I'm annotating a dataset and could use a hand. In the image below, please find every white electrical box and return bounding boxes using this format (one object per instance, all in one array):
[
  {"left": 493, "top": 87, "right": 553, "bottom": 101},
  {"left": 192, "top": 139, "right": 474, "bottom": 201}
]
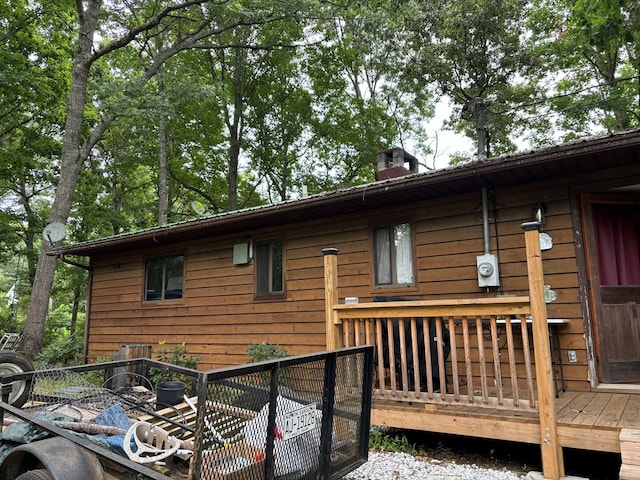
[
  {"left": 233, "top": 240, "right": 252, "bottom": 265},
  {"left": 476, "top": 253, "right": 500, "bottom": 288}
]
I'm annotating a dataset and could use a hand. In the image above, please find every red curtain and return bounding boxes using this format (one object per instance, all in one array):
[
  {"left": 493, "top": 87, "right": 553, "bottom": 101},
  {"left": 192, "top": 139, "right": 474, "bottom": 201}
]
[{"left": 592, "top": 203, "right": 640, "bottom": 286}]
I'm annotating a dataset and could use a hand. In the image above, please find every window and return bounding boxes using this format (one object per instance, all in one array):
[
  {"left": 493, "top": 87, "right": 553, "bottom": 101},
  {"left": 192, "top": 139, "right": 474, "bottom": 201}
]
[
  {"left": 373, "top": 222, "right": 414, "bottom": 286},
  {"left": 255, "top": 239, "right": 284, "bottom": 295},
  {"left": 145, "top": 255, "right": 184, "bottom": 301}
]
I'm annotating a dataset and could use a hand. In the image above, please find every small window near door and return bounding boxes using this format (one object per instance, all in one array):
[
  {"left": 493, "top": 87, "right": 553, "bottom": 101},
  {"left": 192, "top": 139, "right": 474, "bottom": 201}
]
[
  {"left": 256, "top": 239, "right": 284, "bottom": 296},
  {"left": 373, "top": 222, "right": 414, "bottom": 287},
  {"left": 145, "top": 255, "right": 184, "bottom": 301}
]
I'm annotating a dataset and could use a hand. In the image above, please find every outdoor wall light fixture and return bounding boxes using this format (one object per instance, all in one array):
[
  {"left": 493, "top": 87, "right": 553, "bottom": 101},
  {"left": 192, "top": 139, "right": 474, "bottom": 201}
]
[{"left": 533, "top": 202, "right": 547, "bottom": 224}]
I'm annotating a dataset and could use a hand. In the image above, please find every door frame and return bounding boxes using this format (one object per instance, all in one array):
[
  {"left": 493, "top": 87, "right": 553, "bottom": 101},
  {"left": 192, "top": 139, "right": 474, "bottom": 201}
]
[{"left": 576, "top": 190, "right": 640, "bottom": 385}]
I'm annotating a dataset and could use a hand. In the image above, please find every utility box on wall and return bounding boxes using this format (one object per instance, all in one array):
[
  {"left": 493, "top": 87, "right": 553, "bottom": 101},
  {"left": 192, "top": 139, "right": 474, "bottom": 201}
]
[
  {"left": 233, "top": 239, "right": 252, "bottom": 265},
  {"left": 476, "top": 253, "right": 500, "bottom": 288}
]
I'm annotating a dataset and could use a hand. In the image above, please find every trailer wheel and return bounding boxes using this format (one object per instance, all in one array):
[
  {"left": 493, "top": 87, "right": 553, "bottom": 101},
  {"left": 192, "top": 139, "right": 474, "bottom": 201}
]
[
  {"left": 0, "top": 350, "right": 33, "bottom": 407},
  {"left": 16, "top": 470, "right": 51, "bottom": 480},
  {"left": 0, "top": 437, "right": 105, "bottom": 480}
]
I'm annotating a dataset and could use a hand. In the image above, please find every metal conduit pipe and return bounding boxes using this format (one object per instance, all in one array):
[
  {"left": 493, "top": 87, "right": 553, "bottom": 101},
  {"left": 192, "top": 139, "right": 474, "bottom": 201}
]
[{"left": 482, "top": 187, "right": 490, "bottom": 255}]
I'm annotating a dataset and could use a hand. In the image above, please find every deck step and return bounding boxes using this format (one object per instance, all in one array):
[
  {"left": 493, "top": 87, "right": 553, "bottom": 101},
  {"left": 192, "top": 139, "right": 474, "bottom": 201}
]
[{"left": 620, "top": 429, "right": 640, "bottom": 480}]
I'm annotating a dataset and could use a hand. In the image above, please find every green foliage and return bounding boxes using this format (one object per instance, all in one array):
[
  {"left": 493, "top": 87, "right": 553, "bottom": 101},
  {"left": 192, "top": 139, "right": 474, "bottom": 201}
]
[
  {"left": 405, "top": 0, "right": 541, "bottom": 156},
  {"left": 247, "top": 342, "right": 289, "bottom": 386},
  {"left": 149, "top": 341, "right": 200, "bottom": 388},
  {"left": 369, "top": 429, "right": 418, "bottom": 455},
  {"left": 6, "top": 0, "right": 640, "bottom": 357},
  {"left": 247, "top": 342, "right": 288, "bottom": 363},
  {"left": 35, "top": 334, "right": 83, "bottom": 367}
]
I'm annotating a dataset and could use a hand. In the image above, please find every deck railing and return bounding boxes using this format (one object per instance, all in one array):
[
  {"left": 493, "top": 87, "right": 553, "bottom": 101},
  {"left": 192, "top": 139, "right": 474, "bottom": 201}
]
[
  {"left": 330, "top": 298, "right": 537, "bottom": 411},
  {"left": 323, "top": 222, "right": 565, "bottom": 479}
]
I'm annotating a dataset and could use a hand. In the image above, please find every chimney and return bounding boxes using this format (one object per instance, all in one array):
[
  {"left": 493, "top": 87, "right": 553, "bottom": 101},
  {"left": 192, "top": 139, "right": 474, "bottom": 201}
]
[{"left": 376, "top": 147, "right": 419, "bottom": 180}]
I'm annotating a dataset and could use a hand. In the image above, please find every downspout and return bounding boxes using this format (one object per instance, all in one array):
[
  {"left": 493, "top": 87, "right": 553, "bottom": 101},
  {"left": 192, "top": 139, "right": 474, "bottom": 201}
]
[{"left": 82, "top": 265, "right": 93, "bottom": 363}]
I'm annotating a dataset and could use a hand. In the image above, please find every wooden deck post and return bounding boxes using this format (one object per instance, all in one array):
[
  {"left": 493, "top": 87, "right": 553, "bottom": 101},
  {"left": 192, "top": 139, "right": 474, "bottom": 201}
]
[
  {"left": 323, "top": 248, "right": 342, "bottom": 350},
  {"left": 522, "top": 221, "right": 565, "bottom": 480}
]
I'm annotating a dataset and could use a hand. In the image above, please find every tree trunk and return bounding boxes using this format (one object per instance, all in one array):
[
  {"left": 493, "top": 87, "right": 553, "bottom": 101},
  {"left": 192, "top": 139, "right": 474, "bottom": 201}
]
[
  {"left": 227, "top": 48, "right": 246, "bottom": 212},
  {"left": 21, "top": 1, "right": 102, "bottom": 356}
]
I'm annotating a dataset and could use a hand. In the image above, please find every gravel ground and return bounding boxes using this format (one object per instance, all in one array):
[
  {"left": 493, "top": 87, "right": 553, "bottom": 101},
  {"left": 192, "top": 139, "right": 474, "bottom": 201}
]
[{"left": 342, "top": 451, "right": 527, "bottom": 480}]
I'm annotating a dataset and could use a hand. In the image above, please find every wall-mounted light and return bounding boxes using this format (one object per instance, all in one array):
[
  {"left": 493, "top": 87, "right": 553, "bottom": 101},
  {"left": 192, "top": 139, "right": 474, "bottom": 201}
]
[{"left": 533, "top": 202, "right": 547, "bottom": 224}]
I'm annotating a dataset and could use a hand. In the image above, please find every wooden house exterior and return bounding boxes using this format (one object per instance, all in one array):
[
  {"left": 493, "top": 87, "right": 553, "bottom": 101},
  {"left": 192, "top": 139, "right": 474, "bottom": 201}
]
[{"left": 58, "top": 129, "right": 640, "bottom": 478}]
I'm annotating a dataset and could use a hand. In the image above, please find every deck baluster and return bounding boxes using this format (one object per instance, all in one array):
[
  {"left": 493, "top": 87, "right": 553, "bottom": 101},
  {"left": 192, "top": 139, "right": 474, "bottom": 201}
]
[
  {"left": 490, "top": 315, "right": 504, "bottom": 406},
  {"left": 505, "top": 318, "right": 520, "bottom": 407},
  {"left": 476, "top": 315, "right": 489, "bottom": 405},
  {"left": 447, "top": 317, "right": 460, "bottom": 402}
]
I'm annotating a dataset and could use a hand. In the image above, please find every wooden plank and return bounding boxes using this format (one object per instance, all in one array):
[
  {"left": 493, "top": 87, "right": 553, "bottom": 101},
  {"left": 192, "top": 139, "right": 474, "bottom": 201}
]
[
  {"left": 621, "top": 429, "right": 640, "bottom": 466},
  {"left": 462, "top": 317, "right": 474, "bottom": 403},
  {"left": 371, "top": 405, "right": 541, "bottom": 445},
  {"left": 475, "top": 316, "right": 489, "bottom": 405},
  {"left": 323, "top": 248, "right": 341, "bottom": 350},
  {"left": 556, "top": 392, "right": 594, "bottom": 423},
  {"left": 446, "top": 317, "right": 460, "bottom": 401},
  {"left": 594, "top": 394, "right": 630, "bottom": 428},
  {"left": 489, "top": 316, "right": 504, "bottom": 405},
  {"left": 557, "top": 424, "right": 621, "bottom": 452},
  {"left": 554, "top": 391, "right": 579, "bottom": 413},
  {"left": 524, "top": 225, "right": 564, "bottom": 479},
  {"left": 620, "top": 395, "right": 640, "bottom": 429},
  {"left": 572, "top": 393, "right": 613, "bottom": 426},
  {"left": 620, "top": 463, "right": 640, "bottom": 480}
]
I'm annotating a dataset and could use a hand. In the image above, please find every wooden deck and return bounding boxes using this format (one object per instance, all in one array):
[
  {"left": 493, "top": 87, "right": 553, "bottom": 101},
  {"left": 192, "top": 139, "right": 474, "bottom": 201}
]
[
  {"left": 323, "top": 228, "right": 636, "bottom": 479},
  {"left": 371, "top": 389, "right": 640, "bottom": 453}
]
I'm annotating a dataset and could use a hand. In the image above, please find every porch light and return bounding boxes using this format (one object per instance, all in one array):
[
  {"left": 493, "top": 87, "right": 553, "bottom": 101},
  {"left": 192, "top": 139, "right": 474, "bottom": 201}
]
[{"left": 533, "top": 202, "right": 547, "bottom": 224}]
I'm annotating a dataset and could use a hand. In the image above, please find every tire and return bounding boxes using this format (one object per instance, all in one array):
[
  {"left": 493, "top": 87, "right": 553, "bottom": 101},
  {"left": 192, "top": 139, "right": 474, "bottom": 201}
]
[
  {"left": 0, "top": 350, "right": 34, "bottom": 407},
  {"left": 16, "top": 470, "right": 52, "bottom": 480}
]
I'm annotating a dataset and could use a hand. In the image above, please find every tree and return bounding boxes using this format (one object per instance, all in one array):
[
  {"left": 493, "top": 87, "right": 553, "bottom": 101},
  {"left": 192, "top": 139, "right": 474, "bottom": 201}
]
[
  {"left": 0, "top": 2, "right": 75, "bottom": 338},
  {"left": 22, "top": 0, "right": 341, "bottom": 355},
  {"left": 406, "top": 0, "right": 540, "bottom": 158},
  {"left": 304, "top": 0, "right": 433, "bottom": 186},
  {"left": 534, "top": 0, "right": 639, "bottom": 138}
]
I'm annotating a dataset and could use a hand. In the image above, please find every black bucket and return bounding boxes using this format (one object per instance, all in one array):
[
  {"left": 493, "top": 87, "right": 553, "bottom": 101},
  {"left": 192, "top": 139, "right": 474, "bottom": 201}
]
[{"left": 155, "top": 381, "right": 186, "bottom": 409}]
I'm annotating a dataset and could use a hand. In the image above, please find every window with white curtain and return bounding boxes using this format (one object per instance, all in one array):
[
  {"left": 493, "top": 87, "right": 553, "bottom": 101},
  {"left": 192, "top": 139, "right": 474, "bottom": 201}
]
[{"left": 373, "top": 222, "right": 414, "bottom": 286}]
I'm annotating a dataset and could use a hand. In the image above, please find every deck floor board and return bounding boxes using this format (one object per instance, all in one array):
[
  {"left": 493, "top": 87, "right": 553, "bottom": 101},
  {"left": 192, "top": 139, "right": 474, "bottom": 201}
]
[
  {"left": 595, "top": 394, "right": 630, "bottom": 428},
  {"left": 572, "top": 392, "right": 613, "bottom": 426},
  {"left": 618, "top": 395, "right": 640, "bottom": 429},
  {"left": 372, "top": 389, "right": 640, "bottom": 453}
]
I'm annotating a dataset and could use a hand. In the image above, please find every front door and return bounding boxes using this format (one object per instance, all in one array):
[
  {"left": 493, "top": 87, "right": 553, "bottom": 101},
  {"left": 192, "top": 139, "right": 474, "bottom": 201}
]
[{"left": 582, "top": 193, "right": 640, "bottom": 383}]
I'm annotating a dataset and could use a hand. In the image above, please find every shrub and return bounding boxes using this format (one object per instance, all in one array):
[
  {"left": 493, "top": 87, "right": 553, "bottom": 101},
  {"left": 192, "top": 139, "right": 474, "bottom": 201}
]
[
  {"left": 149, "top": 341, "right": 200, "bottom": 389},
  {"left": 246, "top": 342, "right": 288, "bottom": 362},
  {"left": 35, "top": 334, "right": 83, "bottom": 367}
]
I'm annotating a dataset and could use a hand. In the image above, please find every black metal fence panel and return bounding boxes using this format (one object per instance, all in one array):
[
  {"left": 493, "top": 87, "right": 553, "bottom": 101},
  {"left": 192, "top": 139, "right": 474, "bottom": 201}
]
[{"left": 0, "top": 346, "right": 373, "bottom": 480}]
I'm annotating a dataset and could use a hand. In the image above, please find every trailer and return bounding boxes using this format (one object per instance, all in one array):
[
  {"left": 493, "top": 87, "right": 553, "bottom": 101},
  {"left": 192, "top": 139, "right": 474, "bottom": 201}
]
[{"left": 0, "top": 345, "right": 373, "bottom": 480}]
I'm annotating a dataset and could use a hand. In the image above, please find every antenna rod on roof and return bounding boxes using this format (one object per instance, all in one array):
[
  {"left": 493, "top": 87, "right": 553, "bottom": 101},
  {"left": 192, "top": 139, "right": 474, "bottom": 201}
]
[{"left": 475, "top": 97, "right": 487, "bottom": 160}]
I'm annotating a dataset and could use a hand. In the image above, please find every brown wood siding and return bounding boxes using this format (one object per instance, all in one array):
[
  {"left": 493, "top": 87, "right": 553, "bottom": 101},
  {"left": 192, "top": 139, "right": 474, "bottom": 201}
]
[{"left": 84, "top": 179, "right": 589, "bottom": 389}]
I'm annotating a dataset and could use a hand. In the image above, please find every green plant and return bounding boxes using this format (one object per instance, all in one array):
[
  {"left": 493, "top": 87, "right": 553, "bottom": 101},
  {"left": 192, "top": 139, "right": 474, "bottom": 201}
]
[
  {"left": 369, "top": 429, "right": 418, "bottom": 455},
  {"left": 35, "top": 334, "right": 83, "bottom": 367},
  {"left": 149, "top": 341, "right": 200, "bottom": 388},
  {"left": 246, "top": 342, "right": 288, "bottom": 362},
  {"left": 246, "top": 342, "right": 289, "bottom": 386}
]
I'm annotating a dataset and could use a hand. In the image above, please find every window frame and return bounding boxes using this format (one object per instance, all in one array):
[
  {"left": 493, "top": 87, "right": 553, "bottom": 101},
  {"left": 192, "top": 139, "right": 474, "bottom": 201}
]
[
  {"left": 371, "top": 221, "right": 416, "bottom": 288},
  {"left": 254, "top": 238, "right": 285, "bottom": 297},
  {"left": 143, "top": 254, "right": 185, "bottom": 302}
]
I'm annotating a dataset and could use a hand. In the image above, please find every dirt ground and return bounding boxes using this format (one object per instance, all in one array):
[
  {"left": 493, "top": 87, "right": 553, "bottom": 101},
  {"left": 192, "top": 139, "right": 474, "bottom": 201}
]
[{"left": 392, "top": 429, "right": 622, "bottom": 480}]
